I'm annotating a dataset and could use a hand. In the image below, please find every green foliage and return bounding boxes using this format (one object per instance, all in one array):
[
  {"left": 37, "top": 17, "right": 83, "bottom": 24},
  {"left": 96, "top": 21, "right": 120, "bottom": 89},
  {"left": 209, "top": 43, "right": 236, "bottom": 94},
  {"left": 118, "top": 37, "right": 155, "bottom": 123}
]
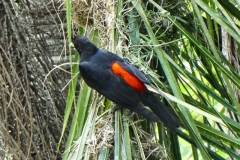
[{"left": 62, "top": 0, "right": 240, "bottom": 159}]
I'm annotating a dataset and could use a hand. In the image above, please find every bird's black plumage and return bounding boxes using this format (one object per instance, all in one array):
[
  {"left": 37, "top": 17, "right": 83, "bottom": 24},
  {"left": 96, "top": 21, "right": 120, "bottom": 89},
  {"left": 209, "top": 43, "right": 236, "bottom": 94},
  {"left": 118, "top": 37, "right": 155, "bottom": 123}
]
[{"left": 73, "top": 35, "right": 179, "bottom": 131}]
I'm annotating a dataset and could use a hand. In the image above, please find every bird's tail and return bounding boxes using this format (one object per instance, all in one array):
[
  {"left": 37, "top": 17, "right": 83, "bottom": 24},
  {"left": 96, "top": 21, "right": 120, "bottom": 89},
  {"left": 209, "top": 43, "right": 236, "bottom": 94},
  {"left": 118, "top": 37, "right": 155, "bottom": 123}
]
[
  {"left": 139, "top": 91, "right": 179, "bottom": 131},
  {"left": 124, "top": 103, "right": 160, "bottom": 122}
]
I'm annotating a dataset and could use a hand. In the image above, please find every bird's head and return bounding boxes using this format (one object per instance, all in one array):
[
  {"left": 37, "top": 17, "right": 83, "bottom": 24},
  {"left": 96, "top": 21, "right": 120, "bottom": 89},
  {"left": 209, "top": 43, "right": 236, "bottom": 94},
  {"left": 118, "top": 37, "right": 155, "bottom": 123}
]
[{"left": 72, "top": 35, "right": 98, "bottom": 55}]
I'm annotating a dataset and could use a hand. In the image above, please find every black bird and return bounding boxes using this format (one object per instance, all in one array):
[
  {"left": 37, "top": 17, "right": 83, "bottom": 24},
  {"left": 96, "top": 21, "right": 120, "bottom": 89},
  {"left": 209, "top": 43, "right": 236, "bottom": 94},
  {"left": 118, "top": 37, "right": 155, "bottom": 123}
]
[{"left": 73, "top": 35, "right": 179, "bottom": 131}]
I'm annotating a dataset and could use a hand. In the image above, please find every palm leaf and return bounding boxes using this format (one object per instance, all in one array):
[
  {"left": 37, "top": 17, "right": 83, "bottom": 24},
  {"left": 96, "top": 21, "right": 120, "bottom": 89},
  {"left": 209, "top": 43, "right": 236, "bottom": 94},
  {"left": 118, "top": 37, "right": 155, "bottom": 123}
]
[{"left": 62, "top": 0, "right": 240, "bottom": 159}]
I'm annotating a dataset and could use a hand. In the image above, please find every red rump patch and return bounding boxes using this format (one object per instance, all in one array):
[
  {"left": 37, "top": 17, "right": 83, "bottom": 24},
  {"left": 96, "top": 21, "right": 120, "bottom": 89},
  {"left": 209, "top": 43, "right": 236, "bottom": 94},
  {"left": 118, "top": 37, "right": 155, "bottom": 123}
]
[{"left": 111, "top": 62, "right": 145, "bottom": 92}]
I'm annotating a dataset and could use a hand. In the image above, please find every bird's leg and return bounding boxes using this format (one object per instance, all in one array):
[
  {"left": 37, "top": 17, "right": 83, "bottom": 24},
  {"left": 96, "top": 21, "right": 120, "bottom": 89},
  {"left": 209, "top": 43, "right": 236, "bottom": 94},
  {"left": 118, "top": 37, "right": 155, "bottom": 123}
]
[{"left": 111, "top": 104, "right": 121, "bottom": 113}]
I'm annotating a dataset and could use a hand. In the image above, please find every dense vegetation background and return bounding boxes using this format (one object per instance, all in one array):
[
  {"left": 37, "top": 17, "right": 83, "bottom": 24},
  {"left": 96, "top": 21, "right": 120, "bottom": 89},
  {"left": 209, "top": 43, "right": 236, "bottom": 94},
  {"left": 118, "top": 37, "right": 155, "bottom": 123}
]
[{"left": 1, "top": 0, "right": 240, "bottom": 159}]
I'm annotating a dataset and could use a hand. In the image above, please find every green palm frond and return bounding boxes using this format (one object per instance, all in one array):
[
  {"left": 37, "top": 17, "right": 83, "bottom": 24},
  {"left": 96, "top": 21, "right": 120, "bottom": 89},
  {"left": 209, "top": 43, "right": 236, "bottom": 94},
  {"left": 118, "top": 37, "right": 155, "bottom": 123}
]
[{"left": 62, "top": 0, "right": 240, "bottom": 159}]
